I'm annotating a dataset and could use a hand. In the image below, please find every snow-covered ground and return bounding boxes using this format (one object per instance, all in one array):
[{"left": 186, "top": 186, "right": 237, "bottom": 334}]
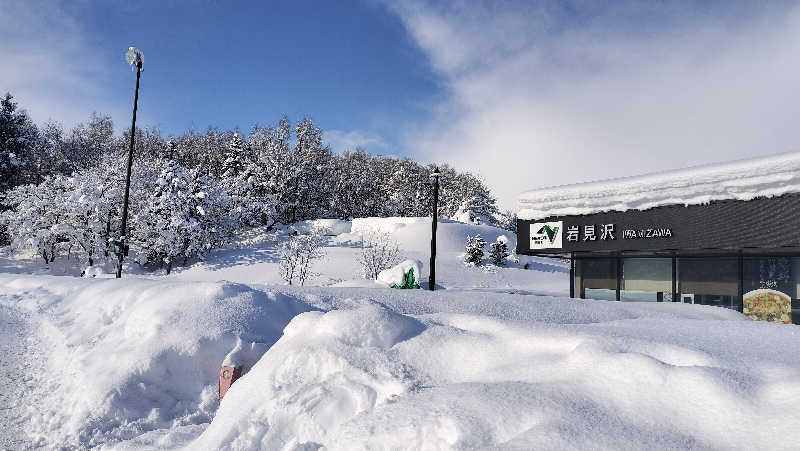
[{"left": 1, "top": 218, "right": 798, "bottom": 449}]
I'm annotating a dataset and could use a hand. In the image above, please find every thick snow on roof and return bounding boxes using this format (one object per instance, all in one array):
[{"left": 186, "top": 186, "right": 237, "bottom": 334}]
[{"left": 518, "top": 152, "right": 800, "bottom": 220}]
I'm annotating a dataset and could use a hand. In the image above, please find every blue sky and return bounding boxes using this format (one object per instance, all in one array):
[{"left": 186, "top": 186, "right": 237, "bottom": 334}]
[
  {"left": 4, "top": 1, "right": 800, "bottom": 208},
  {"left": 2, "top": 1, "right": 441, "bottom": 155}
]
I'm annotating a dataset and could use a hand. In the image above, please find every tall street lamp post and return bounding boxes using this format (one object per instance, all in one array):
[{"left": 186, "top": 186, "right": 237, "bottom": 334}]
[
  {"left": 116, "top": 46, "right": 143, "bottom": 279},
  {"left": 429, "top": 167, "right": 441, "bottom": 291}
]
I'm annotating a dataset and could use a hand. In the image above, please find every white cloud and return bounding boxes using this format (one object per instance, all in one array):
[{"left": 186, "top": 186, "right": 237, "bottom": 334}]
[
  {"left": 325, "top": 129, "right": 387, "bottom": 153},
  {"left": 389, "top": 1, "right": 800, "bottom": 209},
  {"left": 0, "top": 1, "right": 125, "bottom": 129}
]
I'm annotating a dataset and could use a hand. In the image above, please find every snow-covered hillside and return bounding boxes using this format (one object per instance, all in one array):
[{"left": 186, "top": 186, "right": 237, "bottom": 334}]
[
  {"left": 167, "top": 218, "right": 567, "bottom": 293},
  {"left": 1, "top": 218, "right": 798, "bottom": 449}
]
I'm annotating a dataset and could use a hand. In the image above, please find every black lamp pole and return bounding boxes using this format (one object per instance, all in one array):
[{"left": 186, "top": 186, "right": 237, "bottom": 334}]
[
  {"left": 429, "top": 167, "right": 441, "bottom": 291},
  {"left": 116, "top": 48, "right": 143, "bottom": 279}
]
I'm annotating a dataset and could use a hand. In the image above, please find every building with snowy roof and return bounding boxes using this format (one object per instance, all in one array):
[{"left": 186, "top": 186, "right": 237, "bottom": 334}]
[{"left": 516, "top": 152, "right": 800, "bottom": 325}]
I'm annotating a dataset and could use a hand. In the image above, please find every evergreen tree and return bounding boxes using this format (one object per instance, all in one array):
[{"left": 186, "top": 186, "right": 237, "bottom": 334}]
[
  {"left": 221, "top": 132, "right": 247, "bottom": 179},
  {"left": 464, "top": 234, "right": 487, "bottom": 265},
  {"left": 0, "top": 93, "right": 40, "bottom": 193},
  {"left": 489, "top": 237, "right": 510, "bottom": 266}
]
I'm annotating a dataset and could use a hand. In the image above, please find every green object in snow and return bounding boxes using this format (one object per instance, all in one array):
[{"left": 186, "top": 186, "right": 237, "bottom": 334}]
[{"left": 391, "top": 267, "right": 420, "bottom": 289}]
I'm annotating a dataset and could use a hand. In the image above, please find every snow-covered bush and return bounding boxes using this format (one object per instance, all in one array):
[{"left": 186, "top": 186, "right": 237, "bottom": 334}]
[
  {"left": 489, "top": 235, "right": 510, "bottom": 266},
  {"left": 278, "top": 227, "right": 327, "bottom": 285},
  {"left": 358, "top": 231, "right": 401, "bottom": 279},
  {"left": 377, "top": 259, "right": 422, "bottom": 288},
  {"left": 464, "top": 234, "right": 487, "bottom": 265}
]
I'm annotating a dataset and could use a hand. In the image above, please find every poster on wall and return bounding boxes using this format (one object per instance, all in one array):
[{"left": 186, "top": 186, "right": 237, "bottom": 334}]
[{"left": 743, "top": 289, "right": 792, "bottom": 324}]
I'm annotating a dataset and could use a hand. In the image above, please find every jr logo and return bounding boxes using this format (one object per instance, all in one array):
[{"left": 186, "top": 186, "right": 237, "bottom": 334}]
[
  {"left": 538, "top": 224, "right": 559, "bottom": 243},
  {"left": 530, "top": 221, "right": 563, "bottom": 249}
]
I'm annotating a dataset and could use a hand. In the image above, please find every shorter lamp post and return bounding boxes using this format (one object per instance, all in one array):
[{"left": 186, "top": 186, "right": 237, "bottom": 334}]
[
  {"left": 116, "top": 46, "right": 143, "bottom": 279},
  {"left": 429, "top": 167, "right": 441, "bottom": 291}
]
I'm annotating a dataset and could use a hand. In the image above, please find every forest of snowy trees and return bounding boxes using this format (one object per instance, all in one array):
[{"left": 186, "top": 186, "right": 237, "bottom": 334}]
[{"left": 0, "top": 92, "right": 513, "bottom": 271}]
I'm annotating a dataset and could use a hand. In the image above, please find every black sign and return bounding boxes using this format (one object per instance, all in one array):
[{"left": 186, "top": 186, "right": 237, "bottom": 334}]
[{"left": 517, "top": 193, "right": 800, "bottom": 255}]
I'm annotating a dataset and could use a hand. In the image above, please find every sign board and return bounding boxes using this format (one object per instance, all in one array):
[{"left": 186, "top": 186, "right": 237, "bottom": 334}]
[
  {"left": 530, "top": 221, "right": 563, "bottom": 249},
  {"left": 516, "top": 193, "right": 800, "bottom": 255}
]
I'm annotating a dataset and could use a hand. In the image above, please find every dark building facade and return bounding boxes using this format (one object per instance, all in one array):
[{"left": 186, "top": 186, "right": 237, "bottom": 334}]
[{"left": 517, "top": 193, "right": 800, "bottom": 324}]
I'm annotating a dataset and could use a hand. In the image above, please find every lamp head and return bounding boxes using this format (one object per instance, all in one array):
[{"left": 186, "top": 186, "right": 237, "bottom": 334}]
[
  {"left": 125, "top": 46, "right": 144, "bottom": 68},
  {"left": 429, "top": 167, "right": 441, "bottom": 184}
]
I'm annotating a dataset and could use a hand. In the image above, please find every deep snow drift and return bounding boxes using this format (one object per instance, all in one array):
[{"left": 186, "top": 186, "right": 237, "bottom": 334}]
[
  {"left": 0, "top": 275, "right": 312, "bottom": 448},
  {"left": 1, "top": 275, "right": 799, "bottom": 450}
]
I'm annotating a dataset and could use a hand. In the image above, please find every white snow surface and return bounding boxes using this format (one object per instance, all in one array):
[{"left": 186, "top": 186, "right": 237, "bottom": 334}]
[
  {"left": 2, "top": 219, "right": 799, "bottom": 449},
  {"left": 518, "top": 151, "right": 800, "bottom": 220},
  {"left": 0, "top": 275, "right": 312, "bottom": 449},
  {"left": 292, "top": 219, "right": 351, "bottom": 235},
  {"left": 376, "top": 259, "right": 423, "bottom": 287}
]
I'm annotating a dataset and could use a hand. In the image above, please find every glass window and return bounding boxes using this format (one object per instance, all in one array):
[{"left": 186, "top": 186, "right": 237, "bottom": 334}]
[
  {"left": 678, "top": 257, "right": 739, "bottom": 310},
  {"left": 743, "top": 256, "right": 796, "bottom": 324},
  {"left": 621, "top": 258, "right": 672, "bottom": 302},
  {"left": 576, "top": 258, "right": 617, "bottom": 301}
]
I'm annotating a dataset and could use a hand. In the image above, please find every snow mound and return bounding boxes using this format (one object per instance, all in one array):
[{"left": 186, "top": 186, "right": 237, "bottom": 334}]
[
  {"left": 351, "top": 216, "right": 430, "bottom": 235},
  {"left": 192, "top": 303, "right": 425, "bottom": 449},
  {"left": 350, "top": 216, "right": 514, "bottom": 254},
  {"left": 377, "top": 259, "right": 423, "bottom": 288},
  {"left": 221, "top": 338, "right": 269, "bottom": 370},
  {"left": 518, "top": 151, "right": 800, "bottom": 219},
  {"left": 293, "top": 219, "right": 351, "bottom": 235},
  {"left": 0, "top": 275, "right": 313, "bottom": 449},
  {"left": 191, "top": 288, "right": 800, "bottom": 450}
]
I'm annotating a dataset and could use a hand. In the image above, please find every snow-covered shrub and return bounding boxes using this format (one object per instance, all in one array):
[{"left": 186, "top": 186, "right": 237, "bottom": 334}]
[
  {"left": 358, "top": 231, "right": 401, "bottom": 279},
  {"left": 278, "top": 227, "right": 327, "bottom": 285},
  {"left": 489, "top": 235, "right": 510, "bottom": 266},
  {"left": 464, "top": 234, "right": 487, "bottom": 265},
  {"left": 377, "top": 259, "right": 422, "bottom": 288}
]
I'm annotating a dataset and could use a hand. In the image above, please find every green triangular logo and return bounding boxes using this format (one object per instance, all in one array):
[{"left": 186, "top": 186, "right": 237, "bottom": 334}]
[{"left": 537, "top": 225, "right": 559, "bottom": 243}]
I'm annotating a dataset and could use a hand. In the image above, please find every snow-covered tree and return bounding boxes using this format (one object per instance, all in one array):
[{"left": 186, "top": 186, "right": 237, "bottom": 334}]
[
  {"left": 221, "top": 132, "right": 247, "bottom": 179},
  {"left": 64, "top": 164, "right": 124, "bottom": 267},
  {"left": 0, "top": 93, "right": 40, "bottom": 193},
  {"left": 331, "top": 150, "right": 383, "bottom": 219},
  {"left": 495, "top": 210, "right": 518, "bottom": 233},
  {"left": 219, "top": 132, "right": 276, "bottom": 227},
  {"left": 489, "top": 236, "right": 510, "bottom": 266},
  {"left": 131, "top": 160, "right": 232, "bottom": 273},
  {"left": 65, "top": 113, "right": 115, "bottom": 170},
  {"left": 464, "top": 234, "right": 487, "bottom": 265},
  {"left": 290, "top": 118, "right": 332, "bottom": 222},
  {"left": 249, "top": 118, "right": 297, "bottom": 224},
  {"left": 1, "top": 176, "right": 72, "bottom": 263},
  {"left": 358, "top": 231, "right": 401, "bottom": 279}
]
